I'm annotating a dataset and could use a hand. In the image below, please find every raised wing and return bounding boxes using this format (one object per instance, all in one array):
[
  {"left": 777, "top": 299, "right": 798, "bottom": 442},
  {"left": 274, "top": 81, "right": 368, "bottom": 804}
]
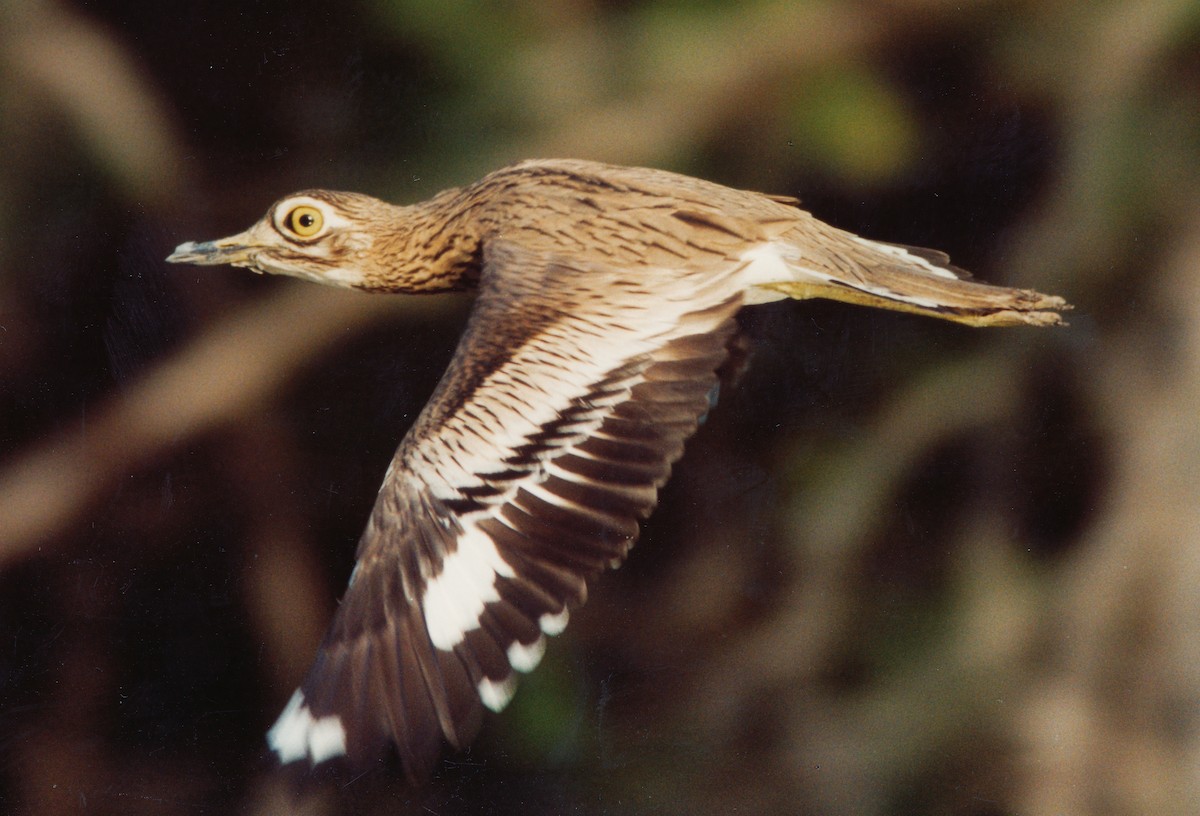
[{"left": 267, "top": 240, "right": 745, "bottom": 782}]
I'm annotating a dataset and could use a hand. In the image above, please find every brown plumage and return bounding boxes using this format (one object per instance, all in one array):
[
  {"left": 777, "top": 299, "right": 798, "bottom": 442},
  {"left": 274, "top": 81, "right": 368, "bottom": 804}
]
[{"left": 167, "top": 158, "right": 1069, "bottom": 782}]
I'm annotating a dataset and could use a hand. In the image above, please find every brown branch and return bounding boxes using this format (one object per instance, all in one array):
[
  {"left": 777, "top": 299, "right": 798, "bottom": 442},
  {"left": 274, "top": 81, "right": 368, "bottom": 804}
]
[{"left": 0, "top": 285, "right": 462, "bottom": 567}]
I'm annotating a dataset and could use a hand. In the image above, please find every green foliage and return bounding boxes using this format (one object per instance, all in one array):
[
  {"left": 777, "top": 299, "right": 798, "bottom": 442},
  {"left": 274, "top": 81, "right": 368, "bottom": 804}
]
[{"left": 783, "top": 67, "right": 919, "bottom": 186}]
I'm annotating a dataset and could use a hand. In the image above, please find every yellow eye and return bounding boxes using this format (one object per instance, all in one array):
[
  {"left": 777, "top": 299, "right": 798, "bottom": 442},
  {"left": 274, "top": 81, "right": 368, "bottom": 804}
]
[{"left": 283, "top": 205, "right": 324, "bottom": 238}]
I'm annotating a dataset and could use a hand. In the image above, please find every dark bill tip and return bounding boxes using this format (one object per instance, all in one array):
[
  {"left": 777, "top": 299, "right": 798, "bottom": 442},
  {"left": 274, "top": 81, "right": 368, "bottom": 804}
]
[
  {"left": 165, "top": 241, "right": 197, "bottom": 263},
  {"left": 166, "top": 234, "right": 258, "bottom": 266},
  {"left": 167, "top": 240, "right": 222, "bottom": 264}
]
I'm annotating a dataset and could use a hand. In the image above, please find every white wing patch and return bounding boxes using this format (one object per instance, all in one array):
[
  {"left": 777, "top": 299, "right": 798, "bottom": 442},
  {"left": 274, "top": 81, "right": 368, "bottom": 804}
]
[
  {"left": 507, "top": 637, "right": 547, "bottom": 673},
  {"left": 478, "top": 675, "right": 518, "bottom": 713},
  {"left": 739, "top": 243, "right": 798, "bottom": 304},
  {"left": 422, "top": 520, "right": 516, "bottom": 650},
  {"left": 267, "top": 688, "right": 348, "bottom": 764},
  {"left": 539, "top": 608, "right": 570, "bottom": 636}
]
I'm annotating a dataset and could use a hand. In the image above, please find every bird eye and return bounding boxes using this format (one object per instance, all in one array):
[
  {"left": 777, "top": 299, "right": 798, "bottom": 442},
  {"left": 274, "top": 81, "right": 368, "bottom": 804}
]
[{"left": 283, "top": 205, "right": 324, "bottom": 238}]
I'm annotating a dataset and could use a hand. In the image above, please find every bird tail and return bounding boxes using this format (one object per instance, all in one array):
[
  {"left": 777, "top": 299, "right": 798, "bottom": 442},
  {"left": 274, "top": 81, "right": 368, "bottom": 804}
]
[{"left": 744, "top": 236, "right": 1070, "bottom": 327}]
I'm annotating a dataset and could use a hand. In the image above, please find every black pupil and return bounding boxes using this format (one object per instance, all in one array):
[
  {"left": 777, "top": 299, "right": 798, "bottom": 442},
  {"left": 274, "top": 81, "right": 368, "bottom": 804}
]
[{"left": 297, "top": 212, "right": 315, "bottom": 228}]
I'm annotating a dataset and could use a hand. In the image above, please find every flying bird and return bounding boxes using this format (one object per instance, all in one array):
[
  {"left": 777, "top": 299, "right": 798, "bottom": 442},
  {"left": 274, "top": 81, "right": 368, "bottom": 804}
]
[{"left": 167, "top": 158, "right": 1068, "bottom": 782}]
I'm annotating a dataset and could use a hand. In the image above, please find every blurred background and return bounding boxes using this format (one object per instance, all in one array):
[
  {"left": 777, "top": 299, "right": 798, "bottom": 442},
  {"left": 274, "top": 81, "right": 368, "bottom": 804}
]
[{"left": 1, "top": 0, "right": 1197, "bottom": 813}]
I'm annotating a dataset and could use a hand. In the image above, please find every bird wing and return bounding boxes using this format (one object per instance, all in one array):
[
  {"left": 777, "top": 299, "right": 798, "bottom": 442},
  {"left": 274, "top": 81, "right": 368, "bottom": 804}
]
[{"left": 268, "top": 240, "right": 744, "bottom": 782}]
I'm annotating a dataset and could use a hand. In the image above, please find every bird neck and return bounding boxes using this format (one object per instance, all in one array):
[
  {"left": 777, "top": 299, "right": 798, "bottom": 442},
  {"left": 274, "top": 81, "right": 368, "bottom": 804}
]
[{"left": 369, "top": 189, "right": 483, "bottom": 294}]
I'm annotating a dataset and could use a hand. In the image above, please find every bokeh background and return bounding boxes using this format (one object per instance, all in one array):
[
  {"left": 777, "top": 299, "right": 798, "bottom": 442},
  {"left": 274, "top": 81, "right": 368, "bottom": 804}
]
[{"left": 2, "top": 0, "right": 1198, "bottom": 813}]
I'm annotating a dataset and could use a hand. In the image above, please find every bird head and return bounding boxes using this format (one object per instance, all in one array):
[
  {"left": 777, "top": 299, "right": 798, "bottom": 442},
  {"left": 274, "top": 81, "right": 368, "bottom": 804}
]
[{"left": 167, "top": 191, "right": 388, "bottom": 288}]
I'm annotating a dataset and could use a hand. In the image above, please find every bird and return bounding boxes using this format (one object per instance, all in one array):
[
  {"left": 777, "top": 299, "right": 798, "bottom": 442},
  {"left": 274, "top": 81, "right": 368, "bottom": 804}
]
[{"left": 167, "top": 158, "right": 1068, "bottom": 782}]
